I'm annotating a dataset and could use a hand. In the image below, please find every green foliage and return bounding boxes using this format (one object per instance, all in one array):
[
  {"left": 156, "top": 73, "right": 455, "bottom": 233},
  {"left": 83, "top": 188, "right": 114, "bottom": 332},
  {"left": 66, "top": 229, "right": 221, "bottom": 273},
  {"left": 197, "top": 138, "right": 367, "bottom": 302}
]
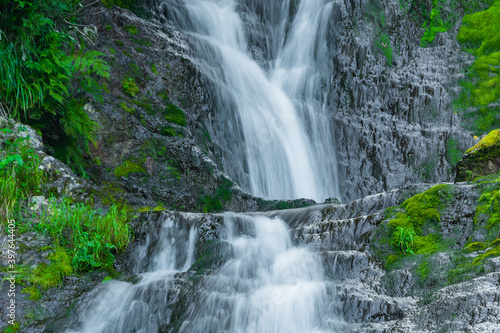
[
  {"left": 131, "top": 98, "right": 154, "bottom": 115},
  {"left": 445, "top": 137, "right": 463, "bottom": 167},
  {"left": 374, "top": 185, "right": 454, "bottom": 266},
  {"left": 119, "top": 102, "right": 135, "bottom": 114},
  {"left": 161, "top": 126, "right": 184, "bottom": 137},
  {"left": 0, "top": 0, "right": 109, "bottom": 172},
  {"left": 122, "top": 78, "right": 140, "bottom": 97},
  {"left": 123, "top": 25, "right": 138, "bottom": 35},
  {"left": 376, "top": 33, "right": 393, "bottom": 66},
  {"left": 164, "top": 103, "right": 186, "bottom": 126},
  {"left": 466, "top": 129, "right": 500, "bottom": 154},
  {"left": 114, "top": 160, "right": 146, "bottom": 178},
  {"left": 151, "top": 64, "right": 158, "bottom": 75},
  {"left": 421, "top": 0, "right": 449, "bottom": 47},
  {"left": 198, "top": 179, "right": 233, "bottom": 213},
  {"left": 21, "top": 286, "right": 42, "bottom": 301},
  {"left": 1, "top": 322, "right": 20, "bottom": 333},
  {"left": 455, "top": 1, "right": 500, "bottom": 133},
  {"left": 392, "top": 226, "right": 416, "bottom": 254},
  {"left": 36, "top": 201, "right": 130, "bottom": 271}
]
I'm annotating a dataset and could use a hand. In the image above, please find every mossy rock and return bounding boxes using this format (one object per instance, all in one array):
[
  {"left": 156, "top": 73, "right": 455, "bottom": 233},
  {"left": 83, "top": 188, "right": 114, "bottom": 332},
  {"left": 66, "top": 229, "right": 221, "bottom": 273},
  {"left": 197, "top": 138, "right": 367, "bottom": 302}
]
[
  {"left": 456, "top": 129, "right": 500, "bottom": 181},
  {"left": 114, "top": 160, "right": 147, "bottom": 178}
]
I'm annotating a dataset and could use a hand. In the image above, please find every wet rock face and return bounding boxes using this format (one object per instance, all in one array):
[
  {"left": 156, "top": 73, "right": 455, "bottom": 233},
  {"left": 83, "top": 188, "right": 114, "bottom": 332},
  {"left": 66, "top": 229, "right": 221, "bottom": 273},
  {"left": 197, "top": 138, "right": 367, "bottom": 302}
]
[{"left": 328, "top": 0, "right": 475, "bottom": 201}]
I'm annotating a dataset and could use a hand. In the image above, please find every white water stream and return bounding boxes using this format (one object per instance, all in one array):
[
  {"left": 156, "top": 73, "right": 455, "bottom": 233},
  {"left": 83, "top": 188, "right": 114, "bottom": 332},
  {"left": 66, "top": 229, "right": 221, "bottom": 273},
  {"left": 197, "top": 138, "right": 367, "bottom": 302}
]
[{"left": 185, "top": 0, "right": 340, "bottom": 201}]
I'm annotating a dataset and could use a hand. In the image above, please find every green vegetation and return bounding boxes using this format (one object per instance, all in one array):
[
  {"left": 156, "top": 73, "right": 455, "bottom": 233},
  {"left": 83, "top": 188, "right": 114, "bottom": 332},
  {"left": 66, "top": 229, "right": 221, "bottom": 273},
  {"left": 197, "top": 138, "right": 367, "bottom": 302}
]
[
  {"left": 445, "top": 137, "right": 464, "bottom": 167},
  {"left": 368, "top": 2, "right": 393, "bottom": 66},
  {"left": 101, "top": 0, "right": 136, "bottom": 9},
  {"left": 123, "top": 25, "right": 138, "bottom": 35},
  {"left": 151, "top": 64, "right": 159, "bottom": 75},
  {"left": 164, "top": 103, "right": 187, "bottom": 126},
  {"left": 0, "top": 0, "right": 110, "bottom": 173},
  {"left": 114, "top": 160, "right": 147, "bottom": 178},
  {"left": 198, "top": 179, "right": 233, "bottom": 213},
  {"left": 0, "top": 124, "right": 131, "bottom": 305},
  {"left": 122, "top": 78, "right": 140, "bottom": 97},
  {"left": 399, "top": 0, "right": 494, "bottom": 47},
  {"left": 376, "top": 33, "right": 393, "bottom": 66},
  {"left": 119, "top": 101, "right": 136, "bottom": 114},
  {"left": 455, "top": 0, "right": 500, "bottom": 133},
  {"left": 372, "top": 184, "right": 455, "bottom": 267},
  {"left": 420, "top": 0, "right": 448, "bottom": 47}
]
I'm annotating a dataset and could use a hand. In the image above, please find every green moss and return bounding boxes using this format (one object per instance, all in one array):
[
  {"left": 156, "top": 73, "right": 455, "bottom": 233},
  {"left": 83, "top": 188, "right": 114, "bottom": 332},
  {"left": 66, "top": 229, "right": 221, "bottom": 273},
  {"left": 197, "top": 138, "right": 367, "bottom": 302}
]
[
  {"left": 151, "top": 64, "right": 158, "bottom": 75},
  {"left": 119, "top": 102, "right": 135, "bottom": 114},
  {"left": 114, "top": 160, "right": 146, "bottom": 178},
  {"left": 420, "top": 0, "right": 449, "bottom": 47},
  {"left": 376, "top": 32, "right": 393, "bottom": 66},
  {"left": 32, "top": 248, "right": 73, "bottom": 289},
  {"left": 135, "top": 47, "right": 143, "bottom": 53},
  {"left": 161, "top": 126, "right": 184, "bottom": 137},
  {"left": 1, "top": 322, "right": 20, "bottom": 333},
  {"left": 464, "top": 241, "right": 487, "bottom": 252},
  {"left": 109, "top": 47, "right": 117, "bottom": 55},
  {"left": 465, "top": 129, "right": 500, "bottom": 153},
  {"left": 131, "top": 98, "right": 154, "bottom": 115},
  {"left": 131, "top": 38, "right": 152, "bottom": 47},
  {"left": 122, "top": 78, "right": 139, "bottom": 97},
  {"left": 445, "top": 137, "right": 463, "bottom": 168},
  {"left": 123, "top": 25, "right": 138, "bottom": 35},
  {"left": 114, "top": 40, "right": 124, "bottom": 47},
  {"left": 153, "top": 206, "right": 166, "bottom": 211},
  {"left": 137, "top": 206, "right": 151, "bottom": 212},
  {"left": 198, "top": 179, "right": 233, "bottom": 213},
  {"left": 21, "top": 286, "right": 41, "bottom": 301},
  {"left": 105, "top": 25, "right": 112, "bottom": 31},
  {"left": 163, "top": 103, "right": 186, "bottom": 126}
]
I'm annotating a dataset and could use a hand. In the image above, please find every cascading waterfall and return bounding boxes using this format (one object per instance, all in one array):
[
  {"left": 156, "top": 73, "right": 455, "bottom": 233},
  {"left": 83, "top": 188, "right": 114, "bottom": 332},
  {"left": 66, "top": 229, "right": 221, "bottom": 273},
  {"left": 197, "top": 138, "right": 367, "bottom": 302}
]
[
  {"left": 69, "top": 213, "right": 343, "bottom": 332},
  {"left": 177, "top": 0, "right": 340, "bottom": 202},
  {"left": 179, "top": 214, "right": 341, "bottom": 332}
]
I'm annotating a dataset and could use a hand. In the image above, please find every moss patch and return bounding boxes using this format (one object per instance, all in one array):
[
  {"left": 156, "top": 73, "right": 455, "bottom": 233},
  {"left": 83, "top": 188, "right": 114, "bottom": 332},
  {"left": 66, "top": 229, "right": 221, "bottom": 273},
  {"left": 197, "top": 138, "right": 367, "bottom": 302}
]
[
  {"left": 466, "top": 129, "right": 500, "bottom": 154},
  {"left": 163, "top": 103, "right": 186, "bottom": 126},
  {"left": 122, "top": 78, "right": 139, "bottom": 97},
  {"left": 198, "top": 179, "right": 233, "bottom": 213},
  {"left": 114, "top": 160, "right": 147, "bottom": 178}
]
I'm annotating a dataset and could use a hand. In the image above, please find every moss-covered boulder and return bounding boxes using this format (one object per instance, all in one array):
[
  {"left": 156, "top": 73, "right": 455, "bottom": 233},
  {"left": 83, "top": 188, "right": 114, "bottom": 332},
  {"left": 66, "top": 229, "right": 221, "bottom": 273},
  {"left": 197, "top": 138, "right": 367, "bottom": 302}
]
[{"left": 456, "top": 129, "right": 500, "bottom": 182}]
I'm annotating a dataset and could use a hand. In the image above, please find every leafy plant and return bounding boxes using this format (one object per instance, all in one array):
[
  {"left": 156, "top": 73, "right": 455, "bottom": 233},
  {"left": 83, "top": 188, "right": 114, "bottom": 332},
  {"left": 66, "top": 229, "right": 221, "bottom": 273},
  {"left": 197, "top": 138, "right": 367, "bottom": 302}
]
[{"left": 392, "top": 226, "right": 416, "bottom": 254}]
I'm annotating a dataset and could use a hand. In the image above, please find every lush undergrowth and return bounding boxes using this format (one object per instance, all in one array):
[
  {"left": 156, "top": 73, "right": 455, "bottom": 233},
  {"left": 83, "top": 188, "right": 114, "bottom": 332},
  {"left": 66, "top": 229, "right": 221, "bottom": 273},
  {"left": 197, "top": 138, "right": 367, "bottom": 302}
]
[
  {"left": 455, "top": 0, "right": 500, "bottom": 134},
  {"left": 0, "top": 0, "right": 112, "bottom": 174},
  {"left": 0, "top": 124, "right": 130, "bottom": 304}
]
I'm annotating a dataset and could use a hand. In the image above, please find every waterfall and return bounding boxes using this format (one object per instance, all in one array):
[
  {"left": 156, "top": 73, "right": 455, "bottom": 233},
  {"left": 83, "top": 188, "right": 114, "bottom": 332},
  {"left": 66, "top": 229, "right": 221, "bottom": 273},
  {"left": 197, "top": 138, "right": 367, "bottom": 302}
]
[
  {"left": 178, "top": 0, "right": 340, "bottom": 202},
  {"left": 179, "top": 213, "right": 341, "bottom": 332},
  {"left": 68, "top": 213, "right": 343, "bottom": 333}
]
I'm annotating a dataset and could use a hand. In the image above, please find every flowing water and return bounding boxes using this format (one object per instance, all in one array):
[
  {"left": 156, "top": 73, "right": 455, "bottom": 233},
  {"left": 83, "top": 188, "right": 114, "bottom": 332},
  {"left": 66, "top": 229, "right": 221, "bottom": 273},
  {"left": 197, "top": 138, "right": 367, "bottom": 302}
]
[
  {"left": 179, "top": 0, "right": 340, "bottom": 202},
  {"left": 68, "top": 212, "right": 343, "bottom": 333}
]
